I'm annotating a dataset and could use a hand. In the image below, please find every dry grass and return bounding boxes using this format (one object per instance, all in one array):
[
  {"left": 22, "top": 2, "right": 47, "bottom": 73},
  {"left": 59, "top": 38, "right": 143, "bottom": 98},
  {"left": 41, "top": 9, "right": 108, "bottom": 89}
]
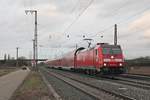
[
  {"left": 128, "top": 66, "right": 150, "bottom": 75},
  {"left": 10, "top": 71, "right": 50, "bottom": 100},
  {"left": 0, "top": 68, "right": 18, "bottom": 77}
]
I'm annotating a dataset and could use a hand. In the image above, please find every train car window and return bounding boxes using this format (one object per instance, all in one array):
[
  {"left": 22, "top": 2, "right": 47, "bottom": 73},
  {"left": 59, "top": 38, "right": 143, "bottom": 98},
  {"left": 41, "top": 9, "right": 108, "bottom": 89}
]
[{"left": 95, "top": 49, "right": 97, "bottom": 55}]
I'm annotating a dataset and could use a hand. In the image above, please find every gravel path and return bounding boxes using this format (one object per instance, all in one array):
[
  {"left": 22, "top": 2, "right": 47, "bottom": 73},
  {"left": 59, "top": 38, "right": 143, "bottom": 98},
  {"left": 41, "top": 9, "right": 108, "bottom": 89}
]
[{"left": 0, "top": 68, "right": 30, "bottom": 100}]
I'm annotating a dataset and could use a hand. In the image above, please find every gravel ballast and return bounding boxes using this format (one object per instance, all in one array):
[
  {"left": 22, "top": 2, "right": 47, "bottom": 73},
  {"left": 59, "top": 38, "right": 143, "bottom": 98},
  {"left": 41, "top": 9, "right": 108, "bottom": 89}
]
[
  {"left": 41, "top": 69, "right": 97, "bottom": 100},
  {"left": 49, "top": 68, "right": 150, "bottom": 100}
]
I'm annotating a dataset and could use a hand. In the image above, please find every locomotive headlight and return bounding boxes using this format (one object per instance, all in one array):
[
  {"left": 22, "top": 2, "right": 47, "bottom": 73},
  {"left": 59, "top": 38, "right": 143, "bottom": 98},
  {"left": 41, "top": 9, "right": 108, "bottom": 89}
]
[
  {"left": 119, "top": 63, "right": 123, "bottom": 66},
  {"left": 111, "top": 56, "right": 114, "bottom": 59},
  {"left": 104, "top": 63, "right": 107, "bottom": 66}
]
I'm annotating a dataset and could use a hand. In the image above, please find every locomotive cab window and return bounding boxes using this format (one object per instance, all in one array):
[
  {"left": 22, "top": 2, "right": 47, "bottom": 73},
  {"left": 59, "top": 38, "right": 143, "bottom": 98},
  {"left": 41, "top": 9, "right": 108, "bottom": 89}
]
[
  {"left": 112, "top": 48, "right": 122, "bottom": 54},
  {"left": 102, "top": 48, "right": 110, "bottom": 54},
  {"left": 102, "top": 47, "right": 122, "bottom": 54}
]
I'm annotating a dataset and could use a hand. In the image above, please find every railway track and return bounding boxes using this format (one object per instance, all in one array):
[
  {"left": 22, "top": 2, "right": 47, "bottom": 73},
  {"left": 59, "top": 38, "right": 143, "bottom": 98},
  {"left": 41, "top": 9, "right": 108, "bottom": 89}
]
[
  {"left": 40, "top": 68, "right": 97, "bottom": 100},
  {"left": 44, "top": 68, "right": 135, "bottom": 100},
  {"left": 48, "top": 68, "right": 150, "bottom": 90},
  {"left": 100, "top": 75, "right": 150, "bottom": 90},
  {"left": 58, "top": 68, "right": 150, "bottom": 90},
  {"left": 119, "top": 74, "right": 150, "bottom": 81}
]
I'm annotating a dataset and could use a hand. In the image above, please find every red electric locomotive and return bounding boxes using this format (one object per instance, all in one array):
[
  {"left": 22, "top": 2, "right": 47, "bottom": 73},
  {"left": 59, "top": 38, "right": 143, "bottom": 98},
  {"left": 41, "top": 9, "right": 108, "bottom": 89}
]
[{"left": 46, "top": 43, "right": 125, "bottom": 74}]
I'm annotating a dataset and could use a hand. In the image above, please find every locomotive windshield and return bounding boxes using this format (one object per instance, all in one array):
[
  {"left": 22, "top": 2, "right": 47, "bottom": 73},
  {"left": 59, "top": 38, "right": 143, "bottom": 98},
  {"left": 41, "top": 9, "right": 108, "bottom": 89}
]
[{"left": 102, "top": 47, "right": 122, "bottom": 54}]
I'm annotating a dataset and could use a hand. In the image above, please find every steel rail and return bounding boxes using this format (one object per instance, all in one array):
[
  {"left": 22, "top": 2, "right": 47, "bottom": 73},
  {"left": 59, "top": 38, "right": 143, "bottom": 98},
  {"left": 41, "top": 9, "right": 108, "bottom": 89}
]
[{"left": 45, "top": 69, "right": 136, "bottom": 100}]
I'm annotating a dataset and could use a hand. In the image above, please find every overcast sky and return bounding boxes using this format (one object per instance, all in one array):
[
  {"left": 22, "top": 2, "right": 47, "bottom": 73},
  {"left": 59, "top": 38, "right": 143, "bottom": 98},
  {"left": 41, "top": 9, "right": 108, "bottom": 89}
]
[{"left": 0, "top": 0, "right": 150, "bottom": 59}]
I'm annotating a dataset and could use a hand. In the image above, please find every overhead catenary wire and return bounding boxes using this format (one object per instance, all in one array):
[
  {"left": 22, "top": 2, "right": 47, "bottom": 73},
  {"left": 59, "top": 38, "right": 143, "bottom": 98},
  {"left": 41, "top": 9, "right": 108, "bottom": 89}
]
[
  {"left": 54, "top": 0, "right": 95, "bottom": 49},
  {"left": 33, "top": 1, "right": 150, "bottom": 52},
  {"left": 64, "top": 0, "right": 131, "bottom": 39},
  {"left": 117, "top": 6, "right": 150, "bottom": 25},
  {"left": 36, "top": 0, "right": 90, "bottom": 41},
  {"left": 90, "top": 6, "right": 150, "bottom": 38},
  {"left": 66, "top": 1, "right": 131, "bottom": 38},
  {"left": 63, "top": 0, "right": 94, "bottom": 34},
  {"left": 62, "top": 1, "right": 129, "bottom": 46},
  {"left": 70, "top": 0, "right": 80, "bottom": 13}
]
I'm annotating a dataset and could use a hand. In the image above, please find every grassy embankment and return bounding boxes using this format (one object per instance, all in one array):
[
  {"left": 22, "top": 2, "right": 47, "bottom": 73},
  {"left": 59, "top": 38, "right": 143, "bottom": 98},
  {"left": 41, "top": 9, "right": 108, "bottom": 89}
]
[
  {"left": 11, "top": 71, "right": 51, "bottom": 100},
  {"left": 0, "top": 68, "right": 18, "bottom": 77}
]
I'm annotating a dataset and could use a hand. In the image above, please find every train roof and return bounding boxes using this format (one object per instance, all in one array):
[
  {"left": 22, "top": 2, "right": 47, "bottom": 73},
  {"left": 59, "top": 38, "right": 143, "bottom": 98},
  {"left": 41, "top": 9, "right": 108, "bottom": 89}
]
[
  {"left": 96, "top": 43, "right": 121, "bottom": 48},
  {"left": 78, "top": 43, "right": 121, "bottom": 52}
]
